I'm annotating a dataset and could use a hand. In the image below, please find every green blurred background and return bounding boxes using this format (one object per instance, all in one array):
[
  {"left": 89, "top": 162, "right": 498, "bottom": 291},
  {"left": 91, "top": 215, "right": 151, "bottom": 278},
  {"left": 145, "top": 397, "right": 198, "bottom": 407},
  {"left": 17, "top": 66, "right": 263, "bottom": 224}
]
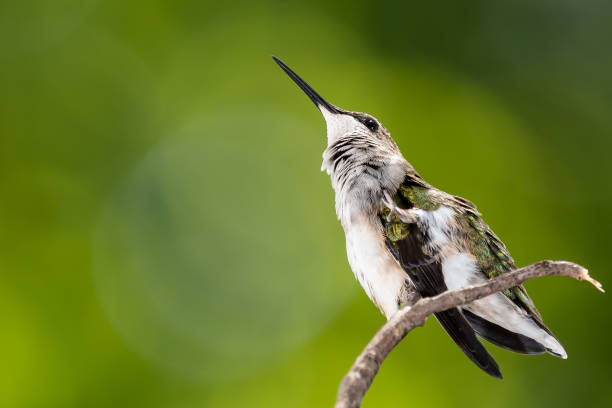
[{"left": 1, "top": 1, "right": 611, "bottom": 407}]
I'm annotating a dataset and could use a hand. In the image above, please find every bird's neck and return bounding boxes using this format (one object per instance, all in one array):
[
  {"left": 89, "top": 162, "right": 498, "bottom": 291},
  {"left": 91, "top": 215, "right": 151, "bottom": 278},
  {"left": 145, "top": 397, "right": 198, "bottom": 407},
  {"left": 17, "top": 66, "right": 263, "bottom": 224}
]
[{"left": 322, "top": 138, "right": 408, "bottom": 228}]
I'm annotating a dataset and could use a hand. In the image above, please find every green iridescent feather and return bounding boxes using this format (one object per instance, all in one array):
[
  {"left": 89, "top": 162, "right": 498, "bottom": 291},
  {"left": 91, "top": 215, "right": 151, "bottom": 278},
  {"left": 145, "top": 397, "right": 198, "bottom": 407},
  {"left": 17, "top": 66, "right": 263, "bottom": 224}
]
[
  {"left": 380, "top": 179, "right": 441, "bottom": 243},
  {"left": 457, "top": 211, "right": 541, "bottom": 320},
  {"left": 381, "top": 171, "right": 543, "bottom": 322},
  {"left": 398, "top": 185, "right": 440, "bottom": 211},
  {"left": 381, "top": 207, "right": 411, "bottom": 242}
]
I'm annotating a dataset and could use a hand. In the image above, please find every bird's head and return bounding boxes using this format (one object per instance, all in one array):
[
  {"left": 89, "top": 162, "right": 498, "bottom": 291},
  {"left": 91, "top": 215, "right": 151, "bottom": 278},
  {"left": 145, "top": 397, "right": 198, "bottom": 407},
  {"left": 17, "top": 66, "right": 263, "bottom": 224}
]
[{"left": 273, "top": 57, "right": 392, "bottom": 147}]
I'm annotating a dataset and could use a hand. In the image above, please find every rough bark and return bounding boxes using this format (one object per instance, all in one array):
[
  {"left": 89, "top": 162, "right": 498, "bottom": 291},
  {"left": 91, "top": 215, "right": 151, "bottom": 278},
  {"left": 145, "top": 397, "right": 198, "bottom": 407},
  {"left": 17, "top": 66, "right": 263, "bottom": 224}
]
[{"left": 335, "top": 260, "right": 603, "bottom": 408}]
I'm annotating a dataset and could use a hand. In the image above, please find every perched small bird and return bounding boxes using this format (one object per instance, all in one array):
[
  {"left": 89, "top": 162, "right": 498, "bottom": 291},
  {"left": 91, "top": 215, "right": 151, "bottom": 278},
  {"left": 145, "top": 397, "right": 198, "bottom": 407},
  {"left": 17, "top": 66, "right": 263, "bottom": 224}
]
[{"left": 273, "top": 56, "right": 567, "bottom": 379}]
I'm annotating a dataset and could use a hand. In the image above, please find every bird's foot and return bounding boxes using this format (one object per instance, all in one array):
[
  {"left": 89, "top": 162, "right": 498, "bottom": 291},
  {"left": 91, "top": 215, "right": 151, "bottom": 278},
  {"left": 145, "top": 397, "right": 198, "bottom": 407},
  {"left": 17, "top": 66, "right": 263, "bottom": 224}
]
[
  {"left": 382, "top": 191, "right": 399, "bottom": 222},
  {"left": 383, "top": 191, "right": 419, "bottom": 224}
]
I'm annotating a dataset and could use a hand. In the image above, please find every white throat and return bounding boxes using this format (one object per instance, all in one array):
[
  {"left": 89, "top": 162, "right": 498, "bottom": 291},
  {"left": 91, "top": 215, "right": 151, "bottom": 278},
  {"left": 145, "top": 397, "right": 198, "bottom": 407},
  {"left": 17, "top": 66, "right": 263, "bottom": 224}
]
[{"left": 320, "top": 109, "right": 359, "bottom": 145}]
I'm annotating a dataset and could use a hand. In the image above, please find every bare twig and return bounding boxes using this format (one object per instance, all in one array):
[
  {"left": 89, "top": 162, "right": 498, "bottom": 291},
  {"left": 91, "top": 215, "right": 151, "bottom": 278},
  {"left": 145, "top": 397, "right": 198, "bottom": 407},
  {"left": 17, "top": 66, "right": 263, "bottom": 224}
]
[{"left": 335, "top": 260, "right": 603, "bottom": 408}]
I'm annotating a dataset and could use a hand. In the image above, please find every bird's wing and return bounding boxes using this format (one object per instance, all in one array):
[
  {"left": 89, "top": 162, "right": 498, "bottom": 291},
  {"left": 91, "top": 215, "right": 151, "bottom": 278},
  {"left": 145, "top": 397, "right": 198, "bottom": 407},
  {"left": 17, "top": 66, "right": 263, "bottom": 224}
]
[
  {"left": 391, "top": 171, "right": 544, "bottom": 323},
  {"left": 452, "top": 197, "right": 544, "bottom": 322},
  {"left": 449, "top": 197, "right": 568, "bottom": 355},
  {"left": 451, "top": 195, "right": 568, "bottom": 355},
  {"left": 381, "top": 172, "right": 502, "bottom": 379}
]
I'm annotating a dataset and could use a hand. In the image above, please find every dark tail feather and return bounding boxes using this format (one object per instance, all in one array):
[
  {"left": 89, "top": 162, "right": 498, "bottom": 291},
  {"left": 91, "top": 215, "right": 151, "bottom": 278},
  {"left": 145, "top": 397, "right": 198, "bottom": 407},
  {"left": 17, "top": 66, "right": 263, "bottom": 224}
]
[
  {"left": 434, "top": 308, "right": 502, "bottom": 379},
  {"left": 463, "top": 310, "right": 547, "bottom": 355}
]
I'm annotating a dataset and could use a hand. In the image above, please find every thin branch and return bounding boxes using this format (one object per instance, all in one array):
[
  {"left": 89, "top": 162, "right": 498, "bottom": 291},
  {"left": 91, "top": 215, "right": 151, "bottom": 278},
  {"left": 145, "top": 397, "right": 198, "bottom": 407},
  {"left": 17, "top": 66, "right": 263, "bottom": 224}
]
[{"left": 335, "top": 260, "right": 603, "bottom": 408}]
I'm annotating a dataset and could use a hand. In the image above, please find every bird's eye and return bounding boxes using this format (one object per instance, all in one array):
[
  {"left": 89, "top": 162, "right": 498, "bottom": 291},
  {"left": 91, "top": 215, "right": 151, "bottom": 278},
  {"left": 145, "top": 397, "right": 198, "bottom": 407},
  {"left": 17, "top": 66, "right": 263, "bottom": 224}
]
[{"left": 364, "top": 118, "right": 378, "bottom": 132}]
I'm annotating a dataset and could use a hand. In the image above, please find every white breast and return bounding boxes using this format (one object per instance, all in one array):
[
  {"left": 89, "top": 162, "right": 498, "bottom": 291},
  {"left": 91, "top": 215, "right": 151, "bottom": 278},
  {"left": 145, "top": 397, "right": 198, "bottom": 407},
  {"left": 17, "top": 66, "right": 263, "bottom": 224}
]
[{"left": 344, "top": 215, "right": 408, "bottom": 319}]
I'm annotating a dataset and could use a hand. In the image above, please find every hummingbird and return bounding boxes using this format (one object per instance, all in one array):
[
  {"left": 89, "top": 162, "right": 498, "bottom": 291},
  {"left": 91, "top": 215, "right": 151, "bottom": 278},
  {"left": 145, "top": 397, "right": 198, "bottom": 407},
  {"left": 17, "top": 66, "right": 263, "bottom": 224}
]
[{"left": 273, "top": 56, "right": 567, "bottom": 379}]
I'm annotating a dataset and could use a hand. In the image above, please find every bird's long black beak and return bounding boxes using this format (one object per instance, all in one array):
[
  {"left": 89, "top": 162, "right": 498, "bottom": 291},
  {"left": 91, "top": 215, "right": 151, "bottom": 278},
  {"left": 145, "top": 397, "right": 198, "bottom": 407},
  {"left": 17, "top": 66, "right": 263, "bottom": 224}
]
[{"left": 272, "top": 56, "right": 342, "bottom": 114}]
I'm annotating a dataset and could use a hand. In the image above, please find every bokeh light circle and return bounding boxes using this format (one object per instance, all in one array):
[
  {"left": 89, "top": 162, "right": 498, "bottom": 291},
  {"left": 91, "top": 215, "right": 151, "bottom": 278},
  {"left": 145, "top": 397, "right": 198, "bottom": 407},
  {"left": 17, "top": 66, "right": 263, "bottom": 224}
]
[{"left": 92, "top": 109, "right": 353, "bottom": 382}]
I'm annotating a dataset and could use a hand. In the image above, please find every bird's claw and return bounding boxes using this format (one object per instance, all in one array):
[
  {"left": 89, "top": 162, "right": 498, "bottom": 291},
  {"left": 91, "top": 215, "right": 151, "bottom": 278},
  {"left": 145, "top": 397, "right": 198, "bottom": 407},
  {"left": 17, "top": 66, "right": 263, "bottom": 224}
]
[
  {"left": 383, "top": 191, "right": 418, "bottom": 223},
  {"left": 383, "top": 191, "right": 398, "bottom": 222}
]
